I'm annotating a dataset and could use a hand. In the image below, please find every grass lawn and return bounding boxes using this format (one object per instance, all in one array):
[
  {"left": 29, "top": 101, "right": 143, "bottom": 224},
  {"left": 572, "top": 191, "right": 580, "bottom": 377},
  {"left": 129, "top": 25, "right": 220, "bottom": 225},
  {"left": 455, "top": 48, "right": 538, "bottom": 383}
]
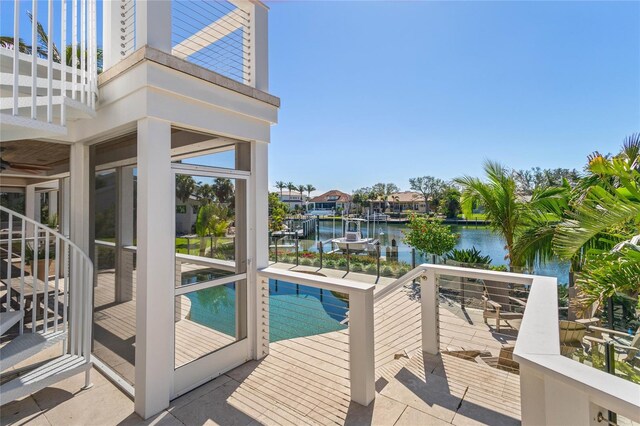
[{"left": 456, "top": 213, "right": 489, "bottom": 221}]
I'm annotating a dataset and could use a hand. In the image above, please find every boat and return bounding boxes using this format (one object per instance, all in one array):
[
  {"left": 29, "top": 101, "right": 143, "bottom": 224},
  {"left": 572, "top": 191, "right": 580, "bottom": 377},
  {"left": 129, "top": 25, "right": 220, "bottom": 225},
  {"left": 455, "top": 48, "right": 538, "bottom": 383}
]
[
  {"left": 331, "top": 219, "right": 378, "bottom": 253},
  {"left": 365, "top": 212, "right": 389, "bottom": 221}
]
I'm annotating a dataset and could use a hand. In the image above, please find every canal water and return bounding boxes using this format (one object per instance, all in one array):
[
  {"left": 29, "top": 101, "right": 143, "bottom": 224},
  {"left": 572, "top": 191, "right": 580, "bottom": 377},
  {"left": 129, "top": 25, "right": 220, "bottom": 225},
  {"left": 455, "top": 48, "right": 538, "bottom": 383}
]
[{"left": 292, "top": 220, "right": 571, "bottom": 285}]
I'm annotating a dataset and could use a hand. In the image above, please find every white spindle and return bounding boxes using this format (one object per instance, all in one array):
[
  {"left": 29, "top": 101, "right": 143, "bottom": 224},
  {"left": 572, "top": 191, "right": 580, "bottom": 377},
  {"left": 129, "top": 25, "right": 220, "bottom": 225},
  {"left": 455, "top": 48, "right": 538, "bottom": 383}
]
[
  {"left": 47, "top": 0, "right": 53, "bottom": 123},
  {"left": 81, "top": 0, "right": 86, "bottom": 105},
  {"left": 70, "top": 249, "right": 77, "bottom": 354},
  {"left": 61, "top": 0, "right": 67, "bottom": 125},
  {"left": 6, "top": 216, "right": 13, "bottom": 313},
  {"left": 19, "top": 220, "right": 26, "bottom": 333},
  {"left": 31, "top": 0, "right": 38, "bottom": 119},
  {"left": 13, "top": 0, "right": 20, "bottom": 116},
  {"left": 43, "top": 232, "right": 50, "bottom": 332},
  {"left": 72, "top": 0, "right": 77, "bottom": 100},
  {"left": 63, "top": 241, "right": 69, "bottom": 336},
  {"left": 54, "top": 236, "right": 60, "bottom": 332},
  {"left": 32, "top": 224, "right": 38, "bottom": 331}
]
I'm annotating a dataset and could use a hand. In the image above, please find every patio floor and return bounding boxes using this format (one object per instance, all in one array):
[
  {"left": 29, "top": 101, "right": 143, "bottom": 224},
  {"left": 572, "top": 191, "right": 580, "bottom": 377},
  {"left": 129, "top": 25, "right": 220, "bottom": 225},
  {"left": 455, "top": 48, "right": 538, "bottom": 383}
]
[{"left": 1, "top": 279, "right": 522, "bottom": 425}]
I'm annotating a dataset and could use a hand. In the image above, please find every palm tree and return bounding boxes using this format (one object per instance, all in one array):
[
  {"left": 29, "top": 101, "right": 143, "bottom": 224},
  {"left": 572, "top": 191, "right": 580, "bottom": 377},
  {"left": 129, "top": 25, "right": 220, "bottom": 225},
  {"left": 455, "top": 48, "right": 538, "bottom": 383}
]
[
  {"left": 212, "top": 178, "right": 234, "bottom": 205},
  {"left": 175, "top": 175, "right": 197, "bottom": 203},
  {"left": 286, "top": 182, "right": 295, "bottom": 200},
  {"left": 455, "top": 161, "right": 524, "bottom": 266},
  {"left": 304, "top": 184, "right": 316, "bottom": 200},
  {"left": 195, "top": 203, "right": 231, "bottom": 257},
  {"left": 275, "top": 181, "right": 286, "bottom": 199}
]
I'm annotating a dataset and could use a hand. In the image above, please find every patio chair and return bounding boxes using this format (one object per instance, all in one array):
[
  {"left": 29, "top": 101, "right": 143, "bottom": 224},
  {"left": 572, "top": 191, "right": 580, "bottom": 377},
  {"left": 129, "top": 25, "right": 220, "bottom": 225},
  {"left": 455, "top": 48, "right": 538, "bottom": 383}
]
[
  {"left": 559, "top": 320, "right": 587, "bottom": 356},
  {"left": 584, "top": 326, "right": 639, "bottom": 366},
  {"left": 482, "top": 280, "right": 526, "bottom": 332}
]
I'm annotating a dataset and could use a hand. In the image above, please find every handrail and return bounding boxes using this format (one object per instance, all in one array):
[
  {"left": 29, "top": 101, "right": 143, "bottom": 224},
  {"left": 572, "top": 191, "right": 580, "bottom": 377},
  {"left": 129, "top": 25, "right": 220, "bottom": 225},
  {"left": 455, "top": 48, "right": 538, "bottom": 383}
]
[
  {"left": 0, "top": 206, "right": 93, "bottom": 376},
  {"left": 374, "top": 263, "right": 536, "bottom": 303},
  {"left": 513, "top": 274, "right": 640, "bottom": 422},
  {"left": 259, "top": 266, "right": 374, "bottom": 295}
]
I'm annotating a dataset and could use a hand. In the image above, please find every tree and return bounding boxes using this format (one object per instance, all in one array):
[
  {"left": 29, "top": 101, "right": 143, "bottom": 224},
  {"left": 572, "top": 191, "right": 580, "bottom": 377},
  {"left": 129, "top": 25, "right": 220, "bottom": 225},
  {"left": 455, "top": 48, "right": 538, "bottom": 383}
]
[
  {"left": 212, "top": 178, "right": 234, "bottom": 205},
  {"left": 275, "top": 181, "right": 286, "bottom": 199},
  {"left": 196, "top": 183, "right": 215, "bottom": 205},
  {"left": 175, "top": 175, "right": 196, "bottom": 203},
  {"left": 286, "top": 182, "right": 295, "bottom": 200},
  {"left": 409, "top": 176, "right": 446, "bottom": 213},
  {"left": 195, "top": 203, "right": 231, "bottom": 257},
  {"left": 372, "top": 183, "right": 399, "bottom": 212},
  {"left": 268, "top": 193, "right": 287, "bottom": 232},
  {"left": 304, "top": 184, "right": 316, "bottom": 199},
  {"left": 455, "top": 161, "right": 523, "bottom": 266},
  {"left": 403, "top": 213, "right": 459, "bottom": 258},
  {"left": 438, "top": 185, "right": 462, "bottom": 218}
]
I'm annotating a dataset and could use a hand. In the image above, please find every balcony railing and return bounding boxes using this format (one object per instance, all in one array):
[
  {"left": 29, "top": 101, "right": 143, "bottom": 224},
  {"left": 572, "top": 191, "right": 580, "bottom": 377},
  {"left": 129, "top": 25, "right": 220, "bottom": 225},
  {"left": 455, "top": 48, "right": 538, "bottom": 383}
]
[{"left": 1, "top": 0, "right": 98, "bottom": 130}]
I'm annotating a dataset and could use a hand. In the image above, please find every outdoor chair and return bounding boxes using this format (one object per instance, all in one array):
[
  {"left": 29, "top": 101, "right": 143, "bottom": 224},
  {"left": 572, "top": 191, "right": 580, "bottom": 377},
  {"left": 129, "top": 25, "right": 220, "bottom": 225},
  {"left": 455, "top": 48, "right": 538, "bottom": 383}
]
[
  {"left": 482, "top": 280, "right": 526, "bottom": 332},
  {"left": 584, "top": 326, "right": 639, "bottom": 366},
  {"left": 559, "top": 320, "right": 588, "bottom": 356}
]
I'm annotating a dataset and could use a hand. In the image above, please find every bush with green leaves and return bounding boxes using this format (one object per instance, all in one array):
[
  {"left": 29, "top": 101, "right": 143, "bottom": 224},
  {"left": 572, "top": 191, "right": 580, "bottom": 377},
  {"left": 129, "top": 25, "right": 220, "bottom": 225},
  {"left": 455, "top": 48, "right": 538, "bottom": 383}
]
[
  {"left": 381, "top": 266, "right": 394, "bottom": 277},
  {"left": 313, "top": 258, "right": 321, "bottom": 267},
  {"left": 337, "top": 258, "right": 348, "bottom": 269},
  {"left": 396, "top": 266, "right": 409, "bottom": 277},
  {"left": 445, "top": 246, "right": 492, "bottom": 265},
  {"left": 403, "top": 213, "right": 459, "bottom": 256},
  {"left": 325, "top": 260, "right": 336, "bottom": 269},
  {"left": 365, "top": 264, "right": 377, "bottom": 275},
  {"left": 300, "top": 258, "right": 312, "bottom": 266},
  {"left": 351, "top": 263, "right": 363, "bottom": 272}
]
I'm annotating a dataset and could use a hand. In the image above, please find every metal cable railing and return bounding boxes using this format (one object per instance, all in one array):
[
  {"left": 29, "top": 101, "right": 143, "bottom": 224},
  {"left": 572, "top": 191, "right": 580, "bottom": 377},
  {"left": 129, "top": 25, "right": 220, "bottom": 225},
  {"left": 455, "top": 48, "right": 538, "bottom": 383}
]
[
  {"left": 118, "top": 0, "right": 135, "bottom": 59},
  {"left": 171, "top": 0, "right": 251, "bottom": 84}
]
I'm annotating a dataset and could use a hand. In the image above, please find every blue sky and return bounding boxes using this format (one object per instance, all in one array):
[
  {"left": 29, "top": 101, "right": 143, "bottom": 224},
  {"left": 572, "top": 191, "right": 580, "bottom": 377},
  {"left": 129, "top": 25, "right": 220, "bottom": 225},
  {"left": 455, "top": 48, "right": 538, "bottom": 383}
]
[{"left": 268, "top": 1, "right": 640, "bottom": 194}]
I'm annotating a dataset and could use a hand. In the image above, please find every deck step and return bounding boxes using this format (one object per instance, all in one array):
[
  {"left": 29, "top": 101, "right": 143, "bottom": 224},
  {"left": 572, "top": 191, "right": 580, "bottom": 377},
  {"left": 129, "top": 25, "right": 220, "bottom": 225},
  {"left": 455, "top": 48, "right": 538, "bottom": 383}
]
[
  {"left": 0, "top": 330, "right": 67, "bottom": 372},
  {"left": 0, "top": 311, "right": 23, "bottom": 335},
  {"left": 0, "top": 354, "right": 89, "bottom": 404}
]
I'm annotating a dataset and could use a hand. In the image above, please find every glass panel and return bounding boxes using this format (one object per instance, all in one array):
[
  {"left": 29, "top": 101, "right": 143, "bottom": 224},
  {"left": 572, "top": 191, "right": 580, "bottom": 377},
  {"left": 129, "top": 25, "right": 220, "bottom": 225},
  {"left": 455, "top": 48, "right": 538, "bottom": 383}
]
[
  {"left": 174, "top": 280, "right": 246, "bottom": 368},
  {"left": 174, "top": 174, "right": 246, "bottom": 287}
]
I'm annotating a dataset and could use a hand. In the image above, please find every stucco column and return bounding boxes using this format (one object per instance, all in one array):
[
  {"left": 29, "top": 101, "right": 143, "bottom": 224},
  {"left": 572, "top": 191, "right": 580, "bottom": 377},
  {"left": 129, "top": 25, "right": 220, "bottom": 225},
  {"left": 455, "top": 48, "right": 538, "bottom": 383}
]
[
  {"left": 135, "top": 118, "right": 173, "bottom": 419},
  {"left": 135, "top": 0, "right": 172, "bottom": 53},
  {"left": 69, "top": 144, "right": 91, "bottom": 255}
]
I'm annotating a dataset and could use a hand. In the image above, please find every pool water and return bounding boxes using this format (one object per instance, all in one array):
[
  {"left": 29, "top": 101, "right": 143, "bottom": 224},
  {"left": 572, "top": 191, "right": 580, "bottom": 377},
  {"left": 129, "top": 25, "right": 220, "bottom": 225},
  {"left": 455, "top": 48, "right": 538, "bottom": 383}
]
[{"left": 185, "top": 279, "right": 348, "bottom": 343}]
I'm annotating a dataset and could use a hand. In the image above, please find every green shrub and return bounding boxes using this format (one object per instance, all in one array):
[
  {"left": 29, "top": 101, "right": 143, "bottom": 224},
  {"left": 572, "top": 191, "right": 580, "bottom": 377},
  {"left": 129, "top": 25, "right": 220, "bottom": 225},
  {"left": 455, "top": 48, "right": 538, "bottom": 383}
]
[
  {"left": 382, "top": 266, "right": 394, "bottom": 277},
  {"left": 301, "top": 258, "right": 312, "bottom": 266},
  {"left": 325, "top": 260, "right": 336, "bottom": 269},
  {"left": 313, "top": 258, "right": 321, "bottom": 267},
  {"left": 337, "top": 258, "right": 348, "bottom": 269},
  {"left": 396, "top": 266, "right": 409, "bottom": 277},
  {"left": 351, "top": 263, "right": 363, "bottom": 272},
  {"left": 365, "top": 264, "right": 377, "bottom": 275}
]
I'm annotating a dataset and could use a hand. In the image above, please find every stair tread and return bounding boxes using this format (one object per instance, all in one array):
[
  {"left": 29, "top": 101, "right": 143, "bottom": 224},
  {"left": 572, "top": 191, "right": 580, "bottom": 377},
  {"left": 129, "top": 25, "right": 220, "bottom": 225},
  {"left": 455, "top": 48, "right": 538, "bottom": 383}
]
[
  {"left": 0, "top": 354, "right": 89, "bottom": 404},
  {"left": 0, "top": 311, "right": 23, "bottom": 335},
  {"left": 1, "top": 330, "right": 67, "bottom": 372}
]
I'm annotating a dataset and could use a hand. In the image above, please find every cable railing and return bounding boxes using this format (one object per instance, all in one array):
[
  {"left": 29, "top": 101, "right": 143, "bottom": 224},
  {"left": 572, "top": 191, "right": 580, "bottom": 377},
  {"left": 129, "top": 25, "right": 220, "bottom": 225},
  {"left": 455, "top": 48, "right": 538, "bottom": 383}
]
[
  {"left": 118, "top": 0, "right": 135, "bottom": 59},
  {"left": 171, "top": 0, "right": 251, "bottom": 84},
  {"left": 1, "top": 0, "right": 98, "bottom": 127},
  {"left": 257, "top": 267, "right": 375, "bottom": 407}
]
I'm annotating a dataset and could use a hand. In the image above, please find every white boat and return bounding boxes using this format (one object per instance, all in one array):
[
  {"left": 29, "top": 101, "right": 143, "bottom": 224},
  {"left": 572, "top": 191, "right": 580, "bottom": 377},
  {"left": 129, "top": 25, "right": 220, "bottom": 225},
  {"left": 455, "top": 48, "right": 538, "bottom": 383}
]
[
  {"left": 331, "top": 219, "right": 377, "bottom": 253},
  {"left": 365, "top": 212, "right": 389, "bottom": 221}
]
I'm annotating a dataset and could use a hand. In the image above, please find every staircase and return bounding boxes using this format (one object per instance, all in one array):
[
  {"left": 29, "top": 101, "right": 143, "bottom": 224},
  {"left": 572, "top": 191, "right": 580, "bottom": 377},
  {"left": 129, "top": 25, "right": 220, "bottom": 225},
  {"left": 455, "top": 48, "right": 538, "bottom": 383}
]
[
  {"left": 0, "top": 0, "right": 98, "bottom": 142},
  {"left": 0, "top": 206, "right": 93, "bottom": 404}
]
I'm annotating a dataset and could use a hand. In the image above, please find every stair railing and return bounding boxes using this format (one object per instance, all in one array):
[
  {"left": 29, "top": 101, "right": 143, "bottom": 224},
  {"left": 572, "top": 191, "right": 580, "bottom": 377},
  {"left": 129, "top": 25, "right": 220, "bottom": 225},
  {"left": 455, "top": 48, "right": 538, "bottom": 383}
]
[{"left": 0, "top": 205, "right": 93, "bottom": 365}]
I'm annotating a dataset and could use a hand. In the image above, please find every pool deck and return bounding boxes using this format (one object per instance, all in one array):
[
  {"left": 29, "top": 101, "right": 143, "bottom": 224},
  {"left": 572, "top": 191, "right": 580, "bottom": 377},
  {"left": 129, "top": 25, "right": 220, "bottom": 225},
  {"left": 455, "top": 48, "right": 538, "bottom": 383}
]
[{"left": 2, "top": 267, "right": 523, "bottom": 425}]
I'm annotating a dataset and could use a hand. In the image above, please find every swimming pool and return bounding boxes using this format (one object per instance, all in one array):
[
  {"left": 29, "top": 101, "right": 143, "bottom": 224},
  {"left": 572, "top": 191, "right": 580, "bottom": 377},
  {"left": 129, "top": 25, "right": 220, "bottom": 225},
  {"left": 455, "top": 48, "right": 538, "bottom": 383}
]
[{"left": 184, "top": 279, "right": 349, "bottom": 343}]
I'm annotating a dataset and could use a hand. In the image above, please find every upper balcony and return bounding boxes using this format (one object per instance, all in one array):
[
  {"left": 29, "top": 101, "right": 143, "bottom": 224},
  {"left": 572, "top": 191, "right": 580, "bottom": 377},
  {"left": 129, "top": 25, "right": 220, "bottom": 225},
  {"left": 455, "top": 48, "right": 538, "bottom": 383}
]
[{"left": 0, "top": 0, "right": 271, "bottom": 143}]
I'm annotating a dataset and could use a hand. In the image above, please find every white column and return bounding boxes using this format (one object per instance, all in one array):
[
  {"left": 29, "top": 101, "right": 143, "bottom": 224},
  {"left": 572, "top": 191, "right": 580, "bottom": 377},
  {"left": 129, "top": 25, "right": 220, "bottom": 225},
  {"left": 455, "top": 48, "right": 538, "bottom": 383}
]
[
  {"left": 25, "top": 184, "right": 37, "bottom": 220},
  {"left": 135, "top": 0, "right": 172, "bottom": 53},
  {"left": 102, "top": 0, "right": 122, "bottom": 70},
  {"left": 248, "top": 141, "right": 269, "bottom": 359},
  {"left": 519, "top": 364, "right": 547, "bottom": 426},
  {"left": 239, "top": 1, "right": 268, "bottom": 91},
  {"left": 135, "top": 118, "right": 173, "bottom": 419},
  {"left": 48, "top": 190, "right": 58, "bottom": 221},
  {"left": 421, "top": 269, "right": 439, "bottom": 355},
  {"left": 69, "top": 144, "right": 91, "bottom": 254},
  {"left": 59, "top": 178, "right": 71, "bottom": 238},
  {"left": 543, "top": 374, "right": 599, "bottom": 426},
  {"left": 116, "top": 166, "right": 135, "bottom": 302},
  {"left": 349, "top": 287, "right": 375, "bottom": 406}
]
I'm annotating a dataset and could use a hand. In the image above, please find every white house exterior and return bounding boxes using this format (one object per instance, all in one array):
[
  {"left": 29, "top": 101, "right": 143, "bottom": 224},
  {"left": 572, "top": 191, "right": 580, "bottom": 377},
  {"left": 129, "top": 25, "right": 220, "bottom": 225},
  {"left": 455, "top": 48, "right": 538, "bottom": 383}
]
[{"left": 0, "top": 1, "right": 638, "bottom": 424}]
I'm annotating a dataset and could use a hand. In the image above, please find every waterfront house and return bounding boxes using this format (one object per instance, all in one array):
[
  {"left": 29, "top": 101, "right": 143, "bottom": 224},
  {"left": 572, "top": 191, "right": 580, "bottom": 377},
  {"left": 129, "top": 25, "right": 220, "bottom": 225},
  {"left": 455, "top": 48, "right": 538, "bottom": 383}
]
[
  {"left": 0, "top": 1, "right": 637, "bottom": 425},
  {"left": 371, "top": 191, "right": 427, "bottom": 214},
  {"left": 308, "top": 189, "right": 352, "bottom": 214}
]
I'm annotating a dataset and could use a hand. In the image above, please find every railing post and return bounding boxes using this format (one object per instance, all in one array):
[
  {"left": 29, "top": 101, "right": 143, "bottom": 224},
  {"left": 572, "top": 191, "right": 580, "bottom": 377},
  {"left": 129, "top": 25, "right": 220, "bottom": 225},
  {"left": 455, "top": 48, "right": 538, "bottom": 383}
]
[
  {"left": 420, "top": 269, "right": 439, "bottom": 355},
  {"left": 318, "top": 241, "right": 323, "bottom": 268},
  {"left": 274, "top": 237, "right": 278, "bottom": 263},
  {"left": 348, "top": 288, "right": 375, "bottom": 406},
  {"left": 376, "top": 243, "right": 381, "bottom": 278},
  {"left": 346, "top": 244, "right": 350, "bottom": 273},
  {"left": 295, "top": 233, "right": 299, "bottom": 266},
  {"left": 604, "top": 342, "right": 618, "bottom": 424}
]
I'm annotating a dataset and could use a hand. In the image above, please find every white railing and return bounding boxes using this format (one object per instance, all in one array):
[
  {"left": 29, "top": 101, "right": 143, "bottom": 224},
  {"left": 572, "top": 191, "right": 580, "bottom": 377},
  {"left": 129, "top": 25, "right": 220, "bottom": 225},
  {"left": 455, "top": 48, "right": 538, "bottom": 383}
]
[
  {"left": 1, "top": 0, "right": 98, "bottom": 126},
  {"left": 0, "top": 205, "right": 93, "bottom": 370},
  {"left": 171, "top": 0, "right": 251, "bottom": 84},
  {"left": 257, "top": 267, "right": 376, "bottom": 407},
  {"left": 375, "top": 263, "right": 640, "bottom": 425}
]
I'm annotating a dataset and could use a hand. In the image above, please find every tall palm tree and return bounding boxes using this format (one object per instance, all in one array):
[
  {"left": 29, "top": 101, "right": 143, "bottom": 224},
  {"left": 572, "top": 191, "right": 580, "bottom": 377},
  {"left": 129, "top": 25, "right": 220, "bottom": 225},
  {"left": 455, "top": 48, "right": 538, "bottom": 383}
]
[
  {"left": 286, "top": 182, "right": 295, "bottom": 200},
  {"left": 275, "top": 181, "right": 286, "bottom": 199},
  {"left": 175, "top": 175, "right": 197, "bottom": 203},
  {"left": 304, "top": 184, "right": 316, "bottom": 200},
  {"left": 455, "top": 161, "right": 524, "bottom": 266}
]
